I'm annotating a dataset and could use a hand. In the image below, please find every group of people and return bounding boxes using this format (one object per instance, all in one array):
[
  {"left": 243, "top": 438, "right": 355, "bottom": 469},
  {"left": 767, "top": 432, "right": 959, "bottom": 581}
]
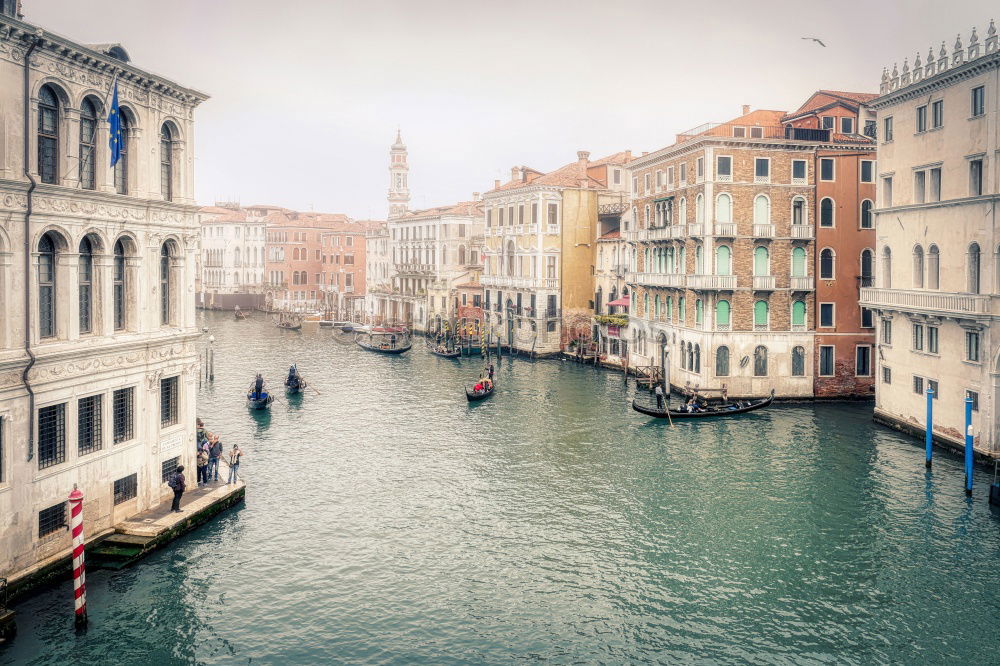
[
  {"left": 653, "top": 385, "right": 707, "bottom": 413},
  {"left": 473, "top": 363, "right": 496, "bottom": 393},
  {"left": 167, "top": 420, "right": 246, "bottom": 514}
]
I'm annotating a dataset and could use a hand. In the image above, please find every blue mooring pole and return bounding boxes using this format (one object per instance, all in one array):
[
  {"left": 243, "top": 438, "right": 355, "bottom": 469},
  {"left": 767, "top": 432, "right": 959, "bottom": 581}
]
[
  {"left": 964, "top": 397, "right": 974, "bottom": 497},
  {"left": 925, "top": 387, "right": 934, "bottom": 468}
]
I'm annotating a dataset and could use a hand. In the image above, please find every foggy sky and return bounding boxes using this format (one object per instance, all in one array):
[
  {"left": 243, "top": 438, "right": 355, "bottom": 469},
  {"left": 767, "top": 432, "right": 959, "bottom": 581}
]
[{"left": 23, "top": 0, "right": 998, "bottom": 219}]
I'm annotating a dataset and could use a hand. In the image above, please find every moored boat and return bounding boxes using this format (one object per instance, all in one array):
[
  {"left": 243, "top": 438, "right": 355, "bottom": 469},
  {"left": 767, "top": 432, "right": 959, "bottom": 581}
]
[
  {"left": 427, "top": 343, "right": 461, "bottom": 359},
  {"left": 631, "top": 389, "right": 774, "bottom": 419}
]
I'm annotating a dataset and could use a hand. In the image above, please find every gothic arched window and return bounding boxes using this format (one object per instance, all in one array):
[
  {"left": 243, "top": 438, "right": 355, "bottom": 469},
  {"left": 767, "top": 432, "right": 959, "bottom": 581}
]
[
  {"left": 78, "top": 236, "right": 94, "bottom": 334},
  {"left": 38, "top": 85, "right": 60, "bottom": 185},
  {"left": 160, "top": 124, "right": 174, "bottom": 201},
  {"left": 79, "top": 98, "right": 98, "bottom": 190},
  {"left": 114, "top": 239, "right": 126, "bottom": 330},
  {"left": 38, "top": 232, "right": 57, "bottom": 338}
]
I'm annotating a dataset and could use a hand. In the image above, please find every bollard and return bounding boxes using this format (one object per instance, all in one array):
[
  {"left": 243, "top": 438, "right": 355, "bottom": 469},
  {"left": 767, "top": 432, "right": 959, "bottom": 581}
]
[
  {"left": 925, "top": 387, "right": 934, "bottom": 468},
  {"left": 68, "top": 485, "right": 87, "bottom": 627},
  {"left": 965, "top": 397, "right": 974, "bottom": 496}
]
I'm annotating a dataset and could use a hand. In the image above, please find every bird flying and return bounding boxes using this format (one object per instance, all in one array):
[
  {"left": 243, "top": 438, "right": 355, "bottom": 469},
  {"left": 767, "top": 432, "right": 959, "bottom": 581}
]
[{"left": 802, "top": 37, "right": 826, "bottom": 47}]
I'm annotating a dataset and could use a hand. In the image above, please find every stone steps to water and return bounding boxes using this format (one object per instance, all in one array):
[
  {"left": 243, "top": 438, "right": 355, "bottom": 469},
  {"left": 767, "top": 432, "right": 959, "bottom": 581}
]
[{"left": 88, "top": 533, "right": 157, "bottom": 570}]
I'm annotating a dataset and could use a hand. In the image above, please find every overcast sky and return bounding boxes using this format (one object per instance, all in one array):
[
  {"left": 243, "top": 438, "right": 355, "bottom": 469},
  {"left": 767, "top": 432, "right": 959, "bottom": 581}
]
[{"left": 24, "top": 0, "right": 999, "bottom": 218}]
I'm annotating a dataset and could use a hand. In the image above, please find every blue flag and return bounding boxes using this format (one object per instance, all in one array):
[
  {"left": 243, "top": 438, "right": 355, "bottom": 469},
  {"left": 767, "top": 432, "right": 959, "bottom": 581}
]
[{"left": 108, "top": 79, "right": 122, "bottom": 168}]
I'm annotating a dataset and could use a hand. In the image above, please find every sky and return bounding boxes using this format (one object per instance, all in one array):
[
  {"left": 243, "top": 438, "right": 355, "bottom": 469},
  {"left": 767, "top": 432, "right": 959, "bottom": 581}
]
[{"left": 23, "top": 0, "right": 1000, "bottom": 219}]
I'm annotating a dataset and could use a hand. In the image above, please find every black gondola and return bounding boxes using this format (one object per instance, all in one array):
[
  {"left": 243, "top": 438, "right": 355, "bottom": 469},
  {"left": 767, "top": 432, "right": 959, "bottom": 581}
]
[
  {"left": 247, "top": 374, "right": 274, "bottom": 410},
  {"left": 427, "top": 344, "right": 461, "bottom": 359},
  {"left": 466, "top": 380, "right": 495, "bottom": 402},
  {"left": 285, "top": 365, "right": 307, "bottom": 394},
  {"left": 632, "top": 389, "right": 774, "bottom": 419},
  {"left": 356, "top": 333, "right": 411, "bottom": 354}
]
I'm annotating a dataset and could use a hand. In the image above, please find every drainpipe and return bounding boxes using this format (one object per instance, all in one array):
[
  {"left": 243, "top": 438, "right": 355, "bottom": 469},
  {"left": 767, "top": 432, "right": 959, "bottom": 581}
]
[{"left": 22, "top": 33, "right": 41, "bottom": 461}]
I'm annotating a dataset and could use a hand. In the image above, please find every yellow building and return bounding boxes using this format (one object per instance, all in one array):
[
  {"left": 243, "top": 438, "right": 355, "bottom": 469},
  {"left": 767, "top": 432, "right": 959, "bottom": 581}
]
[{"left": 481, "top": 151, "right": 630, "bottom": 356}]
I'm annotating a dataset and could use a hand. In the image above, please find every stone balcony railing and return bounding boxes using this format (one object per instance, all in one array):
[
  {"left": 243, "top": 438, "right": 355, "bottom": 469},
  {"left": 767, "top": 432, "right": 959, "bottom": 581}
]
[
  {"left": 790, "top": 224, "right": 814, "bottom": 239},
  {"left": 753, "top": 223, "right": 775, "bottom": 238},
  {"left": 397, "top": 262, "right": 433, "bottom": 275},
  {"left": 790, "top": 276, "right": 814, "bottom": 291},
  {"left": 687, "top": 223, "right": 704, "bottom": 236},
  {"left": 625, "top": 272, "right": 685, "bottom": 288},
  {"left": 481, "top": 275, "right": 558, "bottom": 290},
  {"left": 688, "top": 274, "right": 737, "bottom": 290},
  {"left": 753, "top": 275, "right": 776, "bottom": 291},
  {"left": 714, "top": 222, "right": 737, "bottom": 236},
  {"left": 859, "top": 287, "right": 992, "bottom": 317}
]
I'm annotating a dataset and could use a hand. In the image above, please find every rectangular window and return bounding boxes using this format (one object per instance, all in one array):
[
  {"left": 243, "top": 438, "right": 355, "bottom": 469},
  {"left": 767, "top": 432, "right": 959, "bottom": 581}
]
[
  {"left": 486, "top": 209, "right": 492, "bottom": 227},
  {"left": 710, "top": 156, "right": 731, "bottom": 181},
  {"left": 820, "top": 158, "right": 835, "bottom": 181},
  {"left": 883, "top": 116, "right": 894, "bottom": 142},
  {"left": 749, "top": 126, "right": 763, "bottom": 138},
  {"left": 732, "top": 126, "right": 746, "bottom": 138},
  {"left": 822, "top": 116, "right": 834, "bottom": 130},
  {"left": 916, "top": 105, "right": 927, "bottom": 132},
  {"left": 667, "top": 166, "right": 675, "bottom": 185},
  {"left": 547, "top": 204, "right": 558, "bottom": 226},
  {"left": 929, "top": 168, "right": 941, "bottom": 202},
  {"left": 631, "top": 176, "right": 638, "bottom": 193},
  {"left": 856, "top": 345, "right": 872, "bottom": 376},
  {"left": 38, "top": 403, "right": 66, "bottom": 469},
  {"left": 970, "top": 159, "right": 983, "bottom": 196},
  {"left": 882, "top": 366, "right": 892, "bottom": 384},
  {"left": 754, "top": 158, "right": 769, "bottom": 181},
  {"left": 791, "top": 159, "right": 806, "bottom": 182},
  {"left": 160, "top": 376, "right": 179, "bottom": 428},
  {"left": 928, "top": 326, "right": 939, "bottom": 354},
  {"left": 473, "top": 294, "right": 481, "bottom": 307},
  {"left": 841, "top": 117, "right": 854, "bottom": 134},
  {"left": 819, "top": 303, "right": 834, "bottom": 327},
  {"left": 696, "top": 157, "right": 704, "bottom": 179},
  {"left": 656, "top": 170, "right": 663, "bottom": 187},
  {"left": 883, "top": 176, "right": 893, "bottom": 207},
  {"left": 860, "top": 160, "right": 874, "bottom": 183},
  {"left": 531, "top": 203, "right": 538, "bottom": 224},
  {"left": 861, "top": 307, "right": 874, "bottom": 328},
  {"left": 613, "top": 169, "right": 621, "bottom": 185},
  {"left": 112, "top": 387, "right": 134, "bottom": 445},
  {"left": 914, "top": 170, "right": 926, "bottom": 204},
  {"left": 966, "top": 331, "right": 981, "bottom": 362},
  {"left": 972, "top": 86, "right": 985, "bottom": 117},
  {"left": 680, "top": 163, "right": 687, "bottom": 182},
  {"left": 113, "top": 473, "right": 138, "bottom": 505},
  {"left": 77, "top": 394, "right": 102, "bottom": 456},
  {"left": 912, "top": 323, "right": 924, "bottom": 351},
  {"left": 913, "top": 375, "right": 924, "bottom": 394},
  {"left": 38, "top": 502, "right": 66, "bottom": 538},
  {"left": 928, "top": 379, "right": 939, "bottom": 399},
  {"left": 819, "top": 346, "right": 835, "bottom": 376},
  {"left": 967, "top": 389, "right": 980, "bottom": 412},
  {"left": 643, "top": 174, "right": 651, "bottom": 192},
  {"left": 931, "top": 100, "right": 943, "bottom": 129},
  {"left": 161, "top": 456, "right": 180, "bottom": 483},
  {"left": 882, "top": 318, "right": 892, "bottom": 345},
  {"left": 498, "top": 208, "right": 504, "bottom": 226}
]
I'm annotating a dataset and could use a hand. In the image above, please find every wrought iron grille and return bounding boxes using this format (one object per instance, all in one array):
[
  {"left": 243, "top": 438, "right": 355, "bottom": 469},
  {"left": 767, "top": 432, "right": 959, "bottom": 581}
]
[
  {"left": 113, "top": 387, "right": 134, "bottom": 444},
  {"left": 113, "top": 473, "right": 138, "bottom": 505},
  {"left": 38, "top": 502, "right": 66, "bottom": 537},
  {"left": 161, "top": 456, "right": 180, "bottom": 483},
  {"left": 160, "top": 376, "right": 178, "bottom": 428},
  {"left": 77, "top": 394, "right": 102, "bottom": 455},
  {"left": 37, "top": 403, "right": 66, "bottom": 469}
]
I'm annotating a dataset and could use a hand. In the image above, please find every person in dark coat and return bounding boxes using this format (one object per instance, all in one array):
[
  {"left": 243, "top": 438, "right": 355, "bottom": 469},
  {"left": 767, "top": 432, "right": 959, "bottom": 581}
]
[
  {"left": 253, "top": 374, "right": 264, "bottom": 399},
  {"left": 655, "top": 385, "right": 665, "bottom": 409},
  {"left": 169, "top": 465, "right": 186, "bottom": 512}
]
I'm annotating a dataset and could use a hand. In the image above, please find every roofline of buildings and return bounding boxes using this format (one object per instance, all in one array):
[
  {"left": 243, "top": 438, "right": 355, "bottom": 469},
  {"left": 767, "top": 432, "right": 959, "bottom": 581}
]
[{"left": 870, "top": 50, "right": 1000, "bottom": 109}]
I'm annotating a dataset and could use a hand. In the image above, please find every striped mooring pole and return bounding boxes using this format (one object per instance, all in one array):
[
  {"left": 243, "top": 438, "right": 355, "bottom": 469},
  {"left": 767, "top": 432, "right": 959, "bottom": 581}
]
[
  {"left": 68, "top": 484, "right": 87, "bottom": 627},
  {"left": 964, "top": 397, "right": 974, "bottom": 497}
]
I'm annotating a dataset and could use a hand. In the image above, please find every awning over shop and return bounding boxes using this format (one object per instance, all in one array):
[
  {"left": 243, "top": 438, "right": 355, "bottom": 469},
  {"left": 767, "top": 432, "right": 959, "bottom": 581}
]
[{"left": 606, "top": 295, "right": 630, "bottom": 307}]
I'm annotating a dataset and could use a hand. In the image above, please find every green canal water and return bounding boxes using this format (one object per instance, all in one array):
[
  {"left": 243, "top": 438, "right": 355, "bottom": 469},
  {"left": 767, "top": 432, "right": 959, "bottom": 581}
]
[{"left": 4, "top": 311, "right": 1000, "bottom": 664}]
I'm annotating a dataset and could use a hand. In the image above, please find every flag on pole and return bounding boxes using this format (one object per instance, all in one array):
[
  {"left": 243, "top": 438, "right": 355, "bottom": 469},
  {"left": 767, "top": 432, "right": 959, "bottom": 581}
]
[{"left": 107, "top": 77, "right": 122, "bottom": 168}]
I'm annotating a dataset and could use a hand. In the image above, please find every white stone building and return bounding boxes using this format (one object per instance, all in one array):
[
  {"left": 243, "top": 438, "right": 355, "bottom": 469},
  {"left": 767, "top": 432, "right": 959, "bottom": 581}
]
[
  {"left": 364, "top": 223, "right": 391, "bottom": 322},
  {"left": 197, "top": 203, "right": 266, "bottom": 309},
  {"left": 861, "top": 23, "right": 1000, "bottom": 454},
  {"left": 0, "top": 6, "right": 208, "bottom": 579}
]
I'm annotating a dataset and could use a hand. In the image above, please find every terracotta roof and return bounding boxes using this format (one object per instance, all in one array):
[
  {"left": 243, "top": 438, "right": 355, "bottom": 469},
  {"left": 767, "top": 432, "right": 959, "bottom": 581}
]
[
  {"left": 818, "top": 90, "right": 878, "bottom": 104},
  {"left": 598, "top": 230, "right": 621, "bottom": 240},
  {"left": 486, "top": 151, "right": 629, "bottom": 194},
  {"left": 786, "top": 90, "right": 878, "bottom": 118},
  {"left": 199, "top": 206, "right": 246, "bottom": 223},
  {"left": 455, "top": 281, "right": 483, "bottom": 289},
  {"left": 398, "top": 200, "right": 483, "bottom": 219},
  {"left": 696, "top": 110, "right": 787, "bottom": 137}
]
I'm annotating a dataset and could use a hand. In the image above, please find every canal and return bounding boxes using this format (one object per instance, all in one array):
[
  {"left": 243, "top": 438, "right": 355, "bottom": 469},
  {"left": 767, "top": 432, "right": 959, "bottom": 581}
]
[{"left": 4, "top": 311, "right": 1000, "bottom": 664}]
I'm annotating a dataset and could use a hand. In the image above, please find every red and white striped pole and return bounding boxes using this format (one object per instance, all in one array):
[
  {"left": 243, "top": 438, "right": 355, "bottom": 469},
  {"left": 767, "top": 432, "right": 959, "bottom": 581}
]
[{"left": 68, "top": 484, "right": 87, "bottom": 627}]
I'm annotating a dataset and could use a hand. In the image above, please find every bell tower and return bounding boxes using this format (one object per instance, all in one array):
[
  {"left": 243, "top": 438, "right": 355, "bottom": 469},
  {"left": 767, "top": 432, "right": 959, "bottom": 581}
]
[{"left": 387, "top": 129, "right": 410, "bottom": 220}]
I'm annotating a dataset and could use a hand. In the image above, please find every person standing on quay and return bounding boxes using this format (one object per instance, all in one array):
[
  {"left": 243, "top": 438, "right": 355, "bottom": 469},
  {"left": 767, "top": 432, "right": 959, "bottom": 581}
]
[
  {"left": 227, "top": 444, "right": 244, "bottom": 484},
  {"left": 169, "top": 465, "right": 186, "bottom": 513},
  {"left": 197, "top": 446, "right": 209, "bottom": 485},
  {"left": 208, "top": 435, "right": 223, "bottom": 482}
]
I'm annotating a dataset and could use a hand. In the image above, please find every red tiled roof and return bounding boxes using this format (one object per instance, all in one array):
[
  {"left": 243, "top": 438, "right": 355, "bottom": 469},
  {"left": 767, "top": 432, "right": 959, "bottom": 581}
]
[
  {"left": 455, "top": 281, "right": 483, "bottom": 289},
  {"left": 819, "top": 90, "right": 878, "bottom": 104},
  {"left": 598, "top": 230, "right": 621, "bottom": 240},
  {"left": 487, "top": 151, "right": 629, "bottom": 194},
  {"left": 398, "top": 200, "right": 483, "bottom": 220}
]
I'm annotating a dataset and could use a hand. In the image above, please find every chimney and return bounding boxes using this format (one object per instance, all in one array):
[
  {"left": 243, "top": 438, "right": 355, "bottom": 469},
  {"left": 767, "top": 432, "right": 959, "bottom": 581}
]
[
  {"left": 577, "top": 150, "right": 590, "bottom": 168},
  {"left": 742, "top": 104, "right": 751, "bottom": 115},
  {"left": 494, "top": 179, "right": 501, "bottom": 190},
  {"left": 472, "top": 192, "right": 480, "bottom": 201},
  {"left": 511, "top": 166, "right": 520, "bottom": 182}
]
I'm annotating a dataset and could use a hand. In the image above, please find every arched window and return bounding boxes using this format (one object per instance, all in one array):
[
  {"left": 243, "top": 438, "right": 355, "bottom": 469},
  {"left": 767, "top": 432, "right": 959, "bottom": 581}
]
[
  {"left": 968, "top": 243, "right": 981, "bottom": 293},
  {"left": 654, "top": 294, "right": 661, "bottom": 318},
  {"left": 791, "top": 246, "right": 807, "bottom": 277},
  {"left": 820, "top": 197, "right": 835, "bottom": 227},
  {"left": 753, "top": 246, "right": 769, "bottom": 276},
  {"left": 595, "top": 287, "right": 603, "bottom": 314},
  {"left": 233, "top": 271, "right": 239, "bottom": 284},
  {"left": 234, "top": 247, "right": 241, "bottom": 267},
  {"left": 928, "top": 245, "right": 940, "bottom": 289},
  {"left": 791, "top": 196, "right": 806, "bottom": 226},
  {"left": 160, "top": 244, "right": 172, "bottom": 325},
  {"left": 695, "top": 245, "right": 704, "bottom": 273},
  {"left": 678, "top": 296, "right": 686, "bottom": 321},
  {"left": 860, "top": 200, "right": 874, "bottom": 229},
  {"left": 506, "top": 241, "right": 515, "bottom": 276},
  {"left": 695, "top": 194, "right": 704, "bottom": 224},
  {"left": 679, "top": 197, "right": 687, "bottom": 224},
  {"left": 716, "top": 245, "right": 731, "bottom": 275},
  {"left": 820, "top": 248, "right": 835, "bottom": 280},
  {"left": 38, "top": 85, "right": 60, "bottom": 185},
  {"left": 681, "top": 341, "right": 687, "bottom": 369},
  {"left": 694, "top": 344, "right": 701, "bottom": 373},
  {"left": 791, "top": 346, "right": 805, "bottom": 376},
  {"left": 160, "top": 124, "right": 174, "bottom": 201},
  {"left": 458, "top": 245, "right": 467, "bottom": 265},
  {"left": 753, "top": 345, "right": 768, "bottom": 376},
  {"left": 912, "top": 245, "right": 924, "bottom": 288},
  {"left": 643, "top": 293, "right": 649, "bottom": 319},
  {"left": 860, "top": 249, "right": 874, "bottom": 287},
  {"left": 716, "top": 193, "right": 732, "bottom": 223},
  {"left": 881, "top": 247, "right": 892, "bottom": 288},
  {"left": 79, "top": 98, "right": 98, "bottom": 190},
  {"left": 716, "top": 346, "right": 730, "bottom": 376},
  {"left": 753, "top": 300, "right": 769, "bottom": 329},
  {"left": 78, "top": 236, "right": 94, "bottom": 334},
  {"left": 38, "top": 232, "right": 57, "bottom": 338},
  {"left": 666, "top": 246, "right": 675, "bottom": 273},
  {"left": 695, "top": 299, "right": 703, "bottom": 325},
  {"left": 792, "top": 300, "right": 806, "bottom": 329},
  {"left": 644, "top": 205, "right": 651, "bottom": 228},
  {"left": 666, "top": 296, "right": 673, "bottom": 321},
  {"left": 753, "top": 195, "right": 770, "bottom": 225},
  {"left": 716, "top": 300, "right": 730, "bottom": 329},
  {"left": 114, "top": 111, "right": 130, "bottom": 195},
  {"left": 114, "top": 239, "right": 126, "bottom": 331}
]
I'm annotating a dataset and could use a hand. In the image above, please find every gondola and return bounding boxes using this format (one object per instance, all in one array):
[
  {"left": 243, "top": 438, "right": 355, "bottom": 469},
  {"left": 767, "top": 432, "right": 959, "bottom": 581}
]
[
  {"left": 427, "top": 344, "right": 461, "bottom": 359},
  {"left": 234, "top": 307, "right": 248, "bottom": 320},
  {"left": 246, "top": 391, "right": 274, "bottom": 410},
  {"left": 285, "top": 365, "right": 307, "bottom": 394},
  {"left": 631, "top": 389, "right": 774, "bottom": 419},
  {"left": 276, "top": 321, "right": 302, "bottom": 331},
  {"left": 466, "top": 380, "right": 495, "bottom": 402},
  {"left": 356, "top": 338, "right": 411, "bottom": 354}
]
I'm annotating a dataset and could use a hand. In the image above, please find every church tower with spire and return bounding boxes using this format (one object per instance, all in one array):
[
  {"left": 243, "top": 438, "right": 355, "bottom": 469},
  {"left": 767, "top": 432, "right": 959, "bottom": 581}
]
[{"left": 387, "top": 129, "right": 410, "bottom": 219}]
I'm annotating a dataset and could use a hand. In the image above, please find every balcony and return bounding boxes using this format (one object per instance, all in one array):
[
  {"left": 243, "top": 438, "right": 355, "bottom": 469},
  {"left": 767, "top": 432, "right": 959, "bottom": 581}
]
[
  {"left": 753, "top": 224, "right": 775, "bottom": 238},
  {"left": 626, "top": 272, "right": 685, "bottom": 288},
  {"left": 752, "top": 275, "right": 776, "bottom": 291},
  {"left": 859, "top": 287, "right": 992, "bottom": 318},
  {"left": 670, "top": 225, "right": 686, "bottom": 239},
  {"left": 790, "top": 276, "right": 815, "bottom": 291},
  {"left": 714, "top": 222, "right": 736, "bottom": 237},
  {"left": 524, "top": 224, "right": 539, "bottom": 234},
  {"left": 397, "top": 262, "right": 433, "bottom": 275},
  {"left": 612, "top": 264, "right": 626, "bottom": 278},
  {"left": 687, "top": 223, "right": 704, "bottom": 236},
  {"left": 643, "top": 226, "right": 675, "bottom": 241},
  {"left": 688, "top": 274, "right": 737, "bottom": 290},
  {"left": 790, "top": 224, "right": 814, "bottom": 239}
]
